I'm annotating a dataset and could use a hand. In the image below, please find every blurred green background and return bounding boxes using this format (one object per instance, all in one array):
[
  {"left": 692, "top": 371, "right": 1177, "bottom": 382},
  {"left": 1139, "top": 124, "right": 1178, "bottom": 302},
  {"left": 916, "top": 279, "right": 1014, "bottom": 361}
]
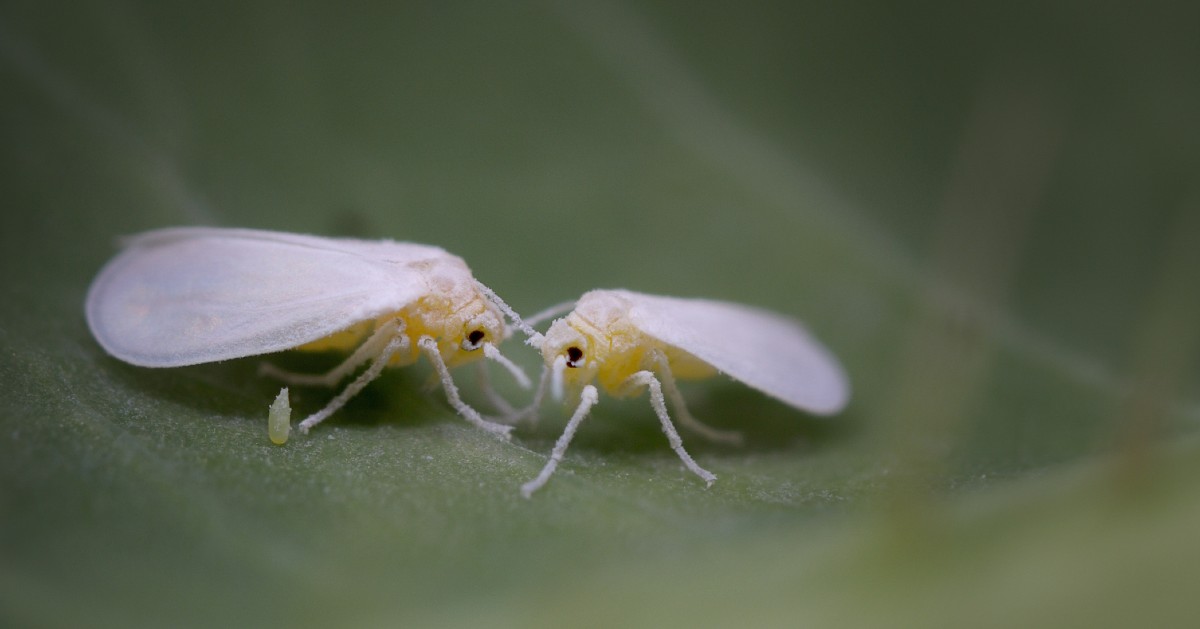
[{"left": 2, "top": 0, "right": 1199, "bottom": 626}]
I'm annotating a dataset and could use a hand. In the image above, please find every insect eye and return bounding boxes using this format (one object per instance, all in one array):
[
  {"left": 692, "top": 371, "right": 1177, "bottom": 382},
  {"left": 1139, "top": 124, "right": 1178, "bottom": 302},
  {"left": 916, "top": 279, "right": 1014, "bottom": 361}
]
[
  {"left": 565, "top": 346, "right": 583, "bottom": 368},
  {"left": 462, "top": 329, "right": 486, "bottom": 350}
]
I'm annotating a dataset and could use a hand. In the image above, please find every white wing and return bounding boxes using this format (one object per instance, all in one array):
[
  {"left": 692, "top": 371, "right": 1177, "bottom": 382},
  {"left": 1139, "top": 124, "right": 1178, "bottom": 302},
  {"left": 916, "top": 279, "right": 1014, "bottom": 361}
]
[
  {"left": 86, "top": 228, "right": 447, "bottom": 367},
  {"left": 621, "top": 290, "right": 850, "bottom": 415}
]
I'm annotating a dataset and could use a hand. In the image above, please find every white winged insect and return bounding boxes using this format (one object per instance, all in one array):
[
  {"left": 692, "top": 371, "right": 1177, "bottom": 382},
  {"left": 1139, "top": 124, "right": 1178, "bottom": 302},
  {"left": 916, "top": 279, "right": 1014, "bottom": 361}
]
[
  {"left": 85, "top": 227, "right": 530, "bottom": 439},
  {"left": 507, "top": 289, "right": 850, "bottom": 497}
]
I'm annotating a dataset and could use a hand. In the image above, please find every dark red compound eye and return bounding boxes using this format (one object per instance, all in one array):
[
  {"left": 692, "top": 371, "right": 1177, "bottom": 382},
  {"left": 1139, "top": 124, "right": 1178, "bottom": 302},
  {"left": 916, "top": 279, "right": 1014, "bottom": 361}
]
[
  {"left": 467, "top": 330, "right": 485, "bottom": 345},
  {"left": 566, "top": 347, "right": 583, "bottom": 367}
]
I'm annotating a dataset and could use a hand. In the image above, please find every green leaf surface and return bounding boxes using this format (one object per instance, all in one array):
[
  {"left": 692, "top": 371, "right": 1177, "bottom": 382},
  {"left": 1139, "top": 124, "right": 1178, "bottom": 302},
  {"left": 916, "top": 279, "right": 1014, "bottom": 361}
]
[{"left": 2, "top": 1, "right": 1199, "bottom": 627}]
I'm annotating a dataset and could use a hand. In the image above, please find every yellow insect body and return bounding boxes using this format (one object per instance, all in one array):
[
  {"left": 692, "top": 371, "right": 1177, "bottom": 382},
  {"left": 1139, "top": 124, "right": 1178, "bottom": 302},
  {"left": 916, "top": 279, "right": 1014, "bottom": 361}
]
[
  {"left": 545, "top": 301, "right": 715, "bottom": 396},
  {"left": 298, "top": 292, "right": 503, "bottom": 370},
  {"left": 295, "top": 320, "right": 374, "bottom": 353}
]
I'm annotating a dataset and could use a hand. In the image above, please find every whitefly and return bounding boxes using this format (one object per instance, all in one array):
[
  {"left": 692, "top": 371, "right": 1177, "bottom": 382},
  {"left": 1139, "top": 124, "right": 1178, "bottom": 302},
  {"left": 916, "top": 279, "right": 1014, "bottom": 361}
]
[
  {"left": 86, "top": 227, "right": 530, "bottom": 442},
  {"left": 502, "top": 289, "right": 850, "bottom": 497}
]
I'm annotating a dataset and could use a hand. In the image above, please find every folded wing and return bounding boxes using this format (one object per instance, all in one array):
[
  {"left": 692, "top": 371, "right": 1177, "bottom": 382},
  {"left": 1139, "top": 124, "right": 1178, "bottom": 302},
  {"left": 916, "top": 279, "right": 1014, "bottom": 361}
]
[
  {"left": 86, "top": 228, "right": 439, "bottom": 366},
  {"left": 624, "top": 290, "right": 849, "bottom": 415}
]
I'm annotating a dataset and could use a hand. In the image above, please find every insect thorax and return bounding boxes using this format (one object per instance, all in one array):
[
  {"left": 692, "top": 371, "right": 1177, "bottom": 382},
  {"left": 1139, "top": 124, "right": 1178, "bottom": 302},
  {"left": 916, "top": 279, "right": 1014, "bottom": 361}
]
[
  {"left": 551, "top": 308, "right": 652, "bottom": 395},
  {"left": 555, "top": 292, "right": 716, "bottom": 394},
  {"left": 295, "top": 257, "right": 502, "bottom": 368}
]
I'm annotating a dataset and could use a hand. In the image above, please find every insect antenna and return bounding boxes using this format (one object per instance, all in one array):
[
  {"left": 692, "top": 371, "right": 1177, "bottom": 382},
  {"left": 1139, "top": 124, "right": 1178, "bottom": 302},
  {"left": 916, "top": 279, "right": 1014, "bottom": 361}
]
[{"left": 474, "top": 280, "right": 546, "bottom": 347}]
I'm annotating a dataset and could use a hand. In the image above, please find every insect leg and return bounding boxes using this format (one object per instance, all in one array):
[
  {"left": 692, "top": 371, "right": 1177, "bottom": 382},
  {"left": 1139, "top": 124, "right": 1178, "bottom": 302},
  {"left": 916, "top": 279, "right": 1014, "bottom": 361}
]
[
  {"left": 525, "top": 364, "right": 551, "bottom": 424},
  {"left": 260, "top": 319, "right": 404, "bottom": 388},
  {"left": 297, "top": 333, "right": 409, "bottom": 434},
  {"left": 482, "top": 343, "right": 531, "bottom": 389},
  {"left": 520, "top": 384, "right": 599, "bottom": 498},
  {"left": 474, "top": 360, "right": 517, "bottom": 416},
  {"left": 646, "top": 350, "right": 744, "bottom": 446},
  {"left": 417, "top": 337, "right": 515, "bottom": 440},
  {"left": 622, "top": 371, "right": 717, "bottom": 487},
  {"left": 500, "top": 361, "right": 551, "bottom": 426}
]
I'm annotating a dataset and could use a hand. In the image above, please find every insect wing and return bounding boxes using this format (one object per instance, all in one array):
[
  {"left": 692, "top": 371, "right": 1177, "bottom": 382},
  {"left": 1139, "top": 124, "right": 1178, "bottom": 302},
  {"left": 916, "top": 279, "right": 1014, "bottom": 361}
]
[
  {"left": 86, "top": 228, "right": 436, "bottom": 367},
  {"left": 624, "top": 291, "right": 849, "bottom": 415}
]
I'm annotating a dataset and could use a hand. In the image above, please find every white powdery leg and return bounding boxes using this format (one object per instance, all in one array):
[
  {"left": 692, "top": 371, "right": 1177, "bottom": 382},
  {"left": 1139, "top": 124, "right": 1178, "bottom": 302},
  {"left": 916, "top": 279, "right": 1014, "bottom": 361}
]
[
  {"left": 646, "top": 350, "right": 743, "bottom": 446},
  {"left": 522, "top": 365, "right": 551, "bottom": 425},
  {"left": 497, "top": 363, "right": 550, "bottom": 427},
  {"left": 418, "top": 337, "right": 514, "bottom": 440},
  {"left": 482, "top": 343, "right": 531, "bottom": 389},
  {"left": 521, "top": 384, "right": 599, "bottom": 498},
  {"left": 624, "top": 371, "right": 717, "bottom": 487},
  {"left": 298, "top": 334, "right": 408, "bottom": 434},
  {"left": 474, "top": 360, "right": 516, "bottom": 417},
  {"left": 260, "top": 319, "right": 403, "bottom": 388}
]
